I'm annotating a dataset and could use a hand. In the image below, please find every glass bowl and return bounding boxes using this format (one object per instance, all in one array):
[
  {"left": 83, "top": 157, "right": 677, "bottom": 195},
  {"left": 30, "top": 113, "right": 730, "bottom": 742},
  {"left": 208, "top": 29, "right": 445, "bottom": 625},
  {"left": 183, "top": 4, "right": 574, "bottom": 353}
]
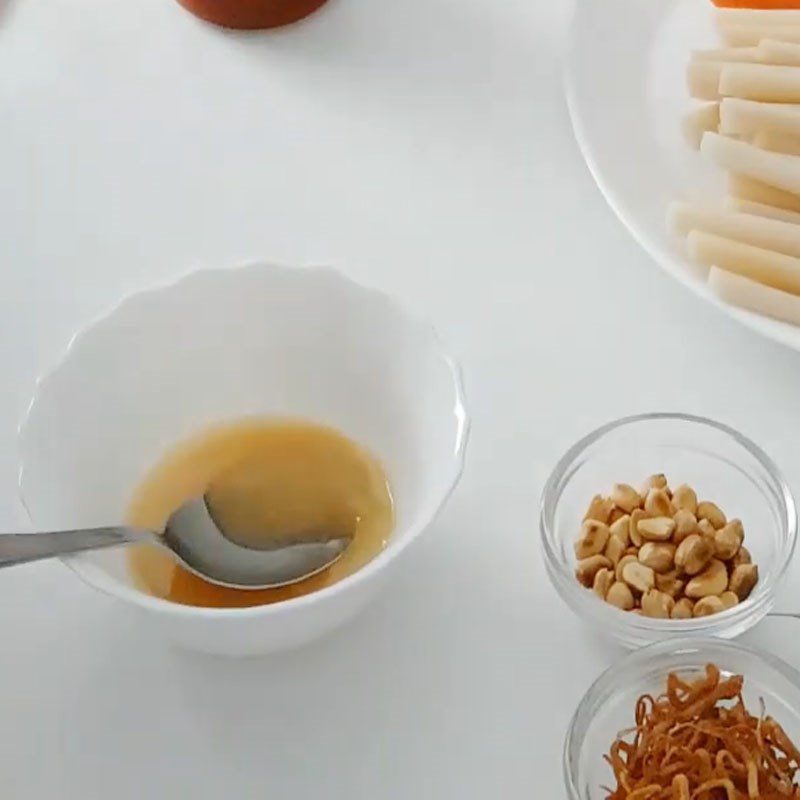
[
  {"left": 540, "top": 413, "right": 797, "bottom": 648},
  {"left": 564, "top": 637, "right": 800, "bottom": 800}
]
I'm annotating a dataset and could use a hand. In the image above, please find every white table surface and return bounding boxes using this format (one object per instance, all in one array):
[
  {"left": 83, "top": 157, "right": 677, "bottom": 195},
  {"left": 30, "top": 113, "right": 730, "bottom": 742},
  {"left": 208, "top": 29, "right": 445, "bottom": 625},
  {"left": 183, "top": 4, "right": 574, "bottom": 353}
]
[{"left": 4, "top": 0, "right": 800, "bottom": 796}]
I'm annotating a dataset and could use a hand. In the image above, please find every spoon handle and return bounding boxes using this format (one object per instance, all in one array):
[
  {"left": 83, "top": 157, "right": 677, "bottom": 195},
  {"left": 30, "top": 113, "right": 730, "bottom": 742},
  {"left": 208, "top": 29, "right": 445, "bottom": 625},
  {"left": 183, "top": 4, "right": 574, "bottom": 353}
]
[{"left": 0, "top": 527, "right": 151, "bottom": 568}]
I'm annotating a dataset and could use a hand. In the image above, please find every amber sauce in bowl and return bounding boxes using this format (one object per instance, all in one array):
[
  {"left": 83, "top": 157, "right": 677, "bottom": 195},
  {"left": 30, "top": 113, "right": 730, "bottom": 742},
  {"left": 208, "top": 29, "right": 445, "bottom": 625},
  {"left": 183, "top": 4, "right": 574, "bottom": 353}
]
[{"left": 127, "top": 419, "right": 394, "bottom": 608}]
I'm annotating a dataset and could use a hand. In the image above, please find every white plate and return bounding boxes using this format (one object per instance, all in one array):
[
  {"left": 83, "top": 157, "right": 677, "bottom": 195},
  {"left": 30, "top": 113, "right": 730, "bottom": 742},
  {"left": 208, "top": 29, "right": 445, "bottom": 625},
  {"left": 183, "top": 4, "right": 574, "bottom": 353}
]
[{"left": 564, "top": 0, "right": 800, "bottom": 352}]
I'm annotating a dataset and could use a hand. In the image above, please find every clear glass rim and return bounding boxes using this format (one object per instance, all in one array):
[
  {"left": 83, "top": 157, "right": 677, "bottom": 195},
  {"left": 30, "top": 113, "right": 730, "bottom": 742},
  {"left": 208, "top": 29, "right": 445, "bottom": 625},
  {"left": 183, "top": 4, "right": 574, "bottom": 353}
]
[
  {"left": 562, "top": 636, "right": 800, "bottom": 800},
  {"left": 540, "top": 412, "right": 799, "bottom": 638}
]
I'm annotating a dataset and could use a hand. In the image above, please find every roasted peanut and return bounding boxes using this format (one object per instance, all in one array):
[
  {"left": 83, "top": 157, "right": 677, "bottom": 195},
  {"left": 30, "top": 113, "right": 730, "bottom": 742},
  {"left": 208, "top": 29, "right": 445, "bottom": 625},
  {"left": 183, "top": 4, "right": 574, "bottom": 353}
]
[
  {"left": 675, "top": 534, "right": 715, "bottom": 576},
  {"left": 606, "top": 581, "right": 635, "bottom": 611},
  {"left": 608, "top": 507, "right": 627, "bottom": 524},
  {"left": 584, "top": 494, "right": 614, "bottom": 524},
  {"left": 714, "top": 519, "right": 743, "bottom": 561},
  {"left": 672, "top": 484, "right": 698, "bottom": 514},
  {"left": 685, "top": 559, "right": 728, "bottom": 598},
  {"left": 644, "top": 488, "right": 674, "bottom": 517},
  {"left": 638, "top": 517, "right": 676, "bottom": 542},
  {"left": 593, "top": 567, "right": 614, "bottom": 600},
  {"left": 641, "top": 474, "right": 668, "bottom": 495},
  {"left": 575, "top": 478, "right": 755, "bottom": 619},
  {"left": 671, "top": 598, "right": 694, "bottom": 619},
  {"left": 574, "top": 520, "right": 610, "bottom": 559},
  {"left": 697, "top": 501, "right": 726, "bottom": 530},
  {"left": 638, "top": 542, "right": 676, "bottom": 574},
  {"left": 673, "top": 509, "right": 698, "bottom": 544},
  {"left": 629, "top": 509, "right": 645, "bottom": 547},
  {"left": 655, "top": 570, "right": 685, "bottom": 599},
  {"left": 616, "top": 554, "right": 638, "bottom": 582},
  {"left": 604, "top": 535, "right": 626, "bottom": 567},
  {"left": 621, "top": 560, "right": 656, "bottom": 594},
  {"left": 732, "top": 546, "right": 752, "bottom": 567},
  {"left": 576, "top": 555, "right": 613, "bottom": 587},
  {"left": 641, "top": 589, "right": 675, "bottom": 619},
  {"left": 697, "top": 518, "right": 717, "bottom": 541},
  {"left": 609, "top": 515, "right": 631, "bottom": 547},
  {"left": 693, "top": 595, "right": 726, "bottom": 617},
  {"left": 611, "top": 483, "right": 642, "bottom": 514},
  {"left": 730, "top": 563, "right": 758, "bottom": 601}
]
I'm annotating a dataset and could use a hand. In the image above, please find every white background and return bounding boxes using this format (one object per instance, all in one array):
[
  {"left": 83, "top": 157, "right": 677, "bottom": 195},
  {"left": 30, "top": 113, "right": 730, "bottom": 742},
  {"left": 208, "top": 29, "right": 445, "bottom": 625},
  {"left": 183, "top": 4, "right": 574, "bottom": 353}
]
[{"left": 3, "top": 0, "right": 800, "bottom": 797}]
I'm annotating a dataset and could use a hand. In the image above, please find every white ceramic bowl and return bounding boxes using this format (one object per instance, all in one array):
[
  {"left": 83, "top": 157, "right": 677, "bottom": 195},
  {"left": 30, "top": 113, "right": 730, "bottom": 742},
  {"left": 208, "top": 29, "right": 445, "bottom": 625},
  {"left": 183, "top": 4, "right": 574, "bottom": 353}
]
[{"left": 18, "top": 264, "right": 469, "bottom": 656}]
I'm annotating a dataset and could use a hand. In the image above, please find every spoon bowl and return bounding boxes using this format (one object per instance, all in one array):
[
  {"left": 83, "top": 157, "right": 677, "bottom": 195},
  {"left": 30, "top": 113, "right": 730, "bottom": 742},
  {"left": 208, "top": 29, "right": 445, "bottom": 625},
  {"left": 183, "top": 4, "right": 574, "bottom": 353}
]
[
  {"left": 0, "top": 495, "right": 353, "bottom": 590},
  {"left": 163, "top": 496, "right": 352, "bottom": 589}
]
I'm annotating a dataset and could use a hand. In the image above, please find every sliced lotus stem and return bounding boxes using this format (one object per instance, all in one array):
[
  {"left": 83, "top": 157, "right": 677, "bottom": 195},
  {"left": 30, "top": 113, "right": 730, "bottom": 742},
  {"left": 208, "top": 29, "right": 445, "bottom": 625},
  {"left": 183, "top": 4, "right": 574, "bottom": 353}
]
[
  {"left": 720, "top": 62, "right": 800, "bottom": 102},
  {"left": 729, "top": 173, "right": 800, "bottom": 213},
  {"left": 688, "top": 62, "right": 723, "bottom": 100},
  {"left": 753, "top": 127, "right": 800, "bottom": 154},
  {"left": 719, "top": 97, "right": 800, "bottom": 137},
  {"left": 716, "top": 9, "right": 800, "bottom": 29},
  {"left": 688, "top": 230, "right": 800, "bottom": 295},
  {"left": 725, "top": 196, "right": 800, "bottom": 223},
  {"left": 668, "top": 202, "right": 800, "bottom": 258},
  {"left": 702, "top": 132, "right": 800, "bottom": 196},
  {"left": 759, "top": 38, "right": 800, "bottom": 66},
  {"left": 722, "top": 25, "right": 800, "bottom": 48},
  {"left": 682, "top": 103, "right": 720, "bottom": 149},
  {"left": 691, "top": 46, "right": 762, "bottom": 63}
]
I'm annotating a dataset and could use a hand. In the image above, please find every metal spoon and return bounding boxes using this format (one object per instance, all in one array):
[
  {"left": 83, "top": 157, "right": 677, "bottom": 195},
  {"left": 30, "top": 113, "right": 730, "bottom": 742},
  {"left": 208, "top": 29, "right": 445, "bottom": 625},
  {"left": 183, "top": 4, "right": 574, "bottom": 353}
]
[{"left": 0, "top": 495, "right": 353, "bottom": 590}]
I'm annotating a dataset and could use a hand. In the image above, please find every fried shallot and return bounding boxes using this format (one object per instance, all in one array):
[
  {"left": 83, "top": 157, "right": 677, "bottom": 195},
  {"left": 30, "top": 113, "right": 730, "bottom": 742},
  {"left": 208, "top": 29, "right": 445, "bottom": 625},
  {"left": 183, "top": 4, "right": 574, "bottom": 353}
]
[{"left": 604, "top": 664, "right": 800, "bottom": 799}]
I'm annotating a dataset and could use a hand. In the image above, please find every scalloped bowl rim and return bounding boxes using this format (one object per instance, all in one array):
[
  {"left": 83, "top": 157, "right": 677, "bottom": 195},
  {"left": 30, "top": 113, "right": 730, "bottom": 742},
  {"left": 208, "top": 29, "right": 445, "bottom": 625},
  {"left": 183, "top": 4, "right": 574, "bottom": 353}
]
[{"left": 17, "top": 262, "right": 471, "bottom": 619}]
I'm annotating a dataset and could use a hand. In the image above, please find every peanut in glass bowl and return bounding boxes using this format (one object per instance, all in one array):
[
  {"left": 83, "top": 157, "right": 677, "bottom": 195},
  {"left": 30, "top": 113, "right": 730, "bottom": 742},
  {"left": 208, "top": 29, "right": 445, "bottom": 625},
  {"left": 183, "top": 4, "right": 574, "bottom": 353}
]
[
  {"left": 564, "top": 637, "right": 800, "bottom": 800},
  {"left": 540, "top": 413, "right": 797, "bottom": 649}
]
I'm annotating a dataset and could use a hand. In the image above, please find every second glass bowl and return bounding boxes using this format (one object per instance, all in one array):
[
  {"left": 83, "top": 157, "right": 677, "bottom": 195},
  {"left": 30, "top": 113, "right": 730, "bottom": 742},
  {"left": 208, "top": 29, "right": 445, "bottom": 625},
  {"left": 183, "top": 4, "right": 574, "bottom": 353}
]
[
  {"left": 564, "top": 637, "right": 800, "bottom": 800},
  {"left": 540, "top": 413, "right": 797, "bottom": 648}
]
